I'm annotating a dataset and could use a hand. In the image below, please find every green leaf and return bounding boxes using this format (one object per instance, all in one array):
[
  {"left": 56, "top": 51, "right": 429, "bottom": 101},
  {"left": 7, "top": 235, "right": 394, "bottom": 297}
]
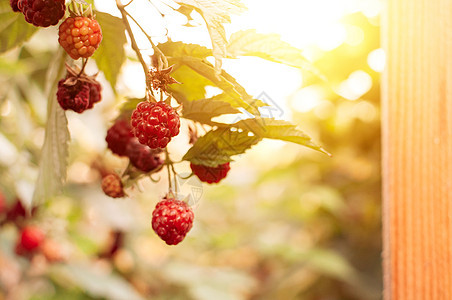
[
  {"left": 219, "top": 118, "right": 331, "bottom": 155},
  {"left": 174, "top": 0, "right": 246, "bottom": 73},
  {"left": 183, "top": 128, "right": 261, "bottom": 167},
  {"left": 227, "top": 29, "right": 326, "bottom": 80},
  {"left": 182, "top": 97, "right": 240, "bottom": 124},
  {"left": 0, "top": 3, "right": 38, "bottom": 53},
  {"left": 158, "top": 40, "right": 212, "bottom": 59},
  {"left": 94, "top": 12, "right": 126, "bottom": 89},
  {"left": 32, "top": 50, "right": 69, "bottom": 206},
  {"left": 169, "top": 55, "right": 265, "bottom": 114}
]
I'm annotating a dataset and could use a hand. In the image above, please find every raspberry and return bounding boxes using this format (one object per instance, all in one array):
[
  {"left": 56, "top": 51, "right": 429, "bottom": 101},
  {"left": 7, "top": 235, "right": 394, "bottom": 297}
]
[
  {"left": 101, "top": 174, "right": 125, "bottom": 198},
  {"left": 106, "top": 119, "right": 134, "bottom": 157},
  {"left": 152, "top": 198, "right": 194, "bottom": 245},
  {"left": 19, "top": 226, "right": 45, "bottom": 251},
  {"left": 18, "top": 0, "right": 66, "bottom": 27},
  {"left": 57, "top": 78, "right": 90, "bottom": 113},
  {"left": 190, "top": 162, "right": 231, "bottom": 184},
  {"left": 58, "top": 16, "right": 102, "bottom": 60},
  {"left": 10, "top": 0, "right": 20, "bottom": 12},
  {"left": 87, "top": 80, "right": 102, "bottom": 109},
  {"left": 57, "top": 77, "right": 102, "bottom": 113},
  {"left": 126, "top": 139, "right": 164, "bottom": 173},
  {"left": 131, "top": 101, "right": 180, "bottom": 149},
  {"left": 0, "top": 192, "right": 6, "bottom": 215}
]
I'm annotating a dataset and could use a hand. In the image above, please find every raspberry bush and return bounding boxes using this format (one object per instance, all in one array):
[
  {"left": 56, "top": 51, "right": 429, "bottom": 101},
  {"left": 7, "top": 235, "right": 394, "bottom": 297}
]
[{"left": 0, "top": 0, "right": 347, "bottom": 298}]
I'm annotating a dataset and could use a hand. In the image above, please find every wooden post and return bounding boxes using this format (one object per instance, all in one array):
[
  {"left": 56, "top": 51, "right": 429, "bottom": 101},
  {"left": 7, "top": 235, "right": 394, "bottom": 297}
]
[{"left": 382, "top": 0, "right": 452, "bottom": 299}]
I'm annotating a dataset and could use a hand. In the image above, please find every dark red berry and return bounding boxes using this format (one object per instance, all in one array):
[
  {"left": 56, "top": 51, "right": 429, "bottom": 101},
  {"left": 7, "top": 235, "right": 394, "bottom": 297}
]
[
  {"left": 106, "top": 119, "right": 134, "bottom": 157},
  {"left": 151, "top": 198, "right": 194, "bottom": 245},
  {"left": 19, "top": 226, "right": 44, "bottom": 251},
  {"left": 131, "top": 101, "right": 180, "bottom": 149},
  {"left": 57, "top": 78, "right": 90, "bottom": 113},
  {"left": 57, "top": 76, "right": 102, "bottom": 113},
  {"left": 101, "top": 174, "right": 125, "bottom": 198},
  {"left": 87, "top": 80, "right": 102, "bottom": 109},
  {"left": 190, "top": 162, "right": 231, "bottom": 184},
  {"left": 6, "top": 199, "right": 37, "bottom": 224},
  {"left": 58, "top": 16, "right": 102, "bottom": 59},
  {"left": 18, "top": 0, "right": 66, "bottom": 27},
  {"left": 0, "top": 192, "right": 6, "bottom": 215},
  {"left": 126, "top": 139, "right": 164, "bottom": 173},
  {"left": 10, "top": 0, "right": 20, "bottom": 12}
]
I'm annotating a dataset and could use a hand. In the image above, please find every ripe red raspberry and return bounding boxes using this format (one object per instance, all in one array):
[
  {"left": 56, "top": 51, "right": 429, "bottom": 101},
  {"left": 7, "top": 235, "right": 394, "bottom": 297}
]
[
  {"left": 101, "top": 174, "right": 125, "bottom": 198},
  {"left": 18, "top": 0, "right": 66, "bottom": 27},
  {"left": 10, "top": 0, "right": 20, "bottom": 12},
  {"left": 190, "top": 162, "right": 231, "bottom": 184},
  {"left": 126, "top": 139, "right": 164, "bottom": 173},
  {"left": 19, "top": 226, "right": 45, "bottom": 251},
  {"left": 131, "top": 101, "right": 180, "bottom": 149},
  {"left": 152, "top": 198, "right": 194, "bottom": 245},
  {"left": 106, "top": 119, "right": 134, "bottom": 157},
  {"left": 58, "top": 16, "right": 102, "bottom": 60}
]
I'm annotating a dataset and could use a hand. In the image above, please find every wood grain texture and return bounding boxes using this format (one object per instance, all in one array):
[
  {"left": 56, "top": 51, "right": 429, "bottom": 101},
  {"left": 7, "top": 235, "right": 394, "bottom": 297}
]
[{"left": 382, "top": 0, "right": 452, "bottom": 299}]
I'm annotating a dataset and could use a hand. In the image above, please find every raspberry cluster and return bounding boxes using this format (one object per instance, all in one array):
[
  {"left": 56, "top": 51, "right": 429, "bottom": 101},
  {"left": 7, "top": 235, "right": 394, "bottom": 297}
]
[
  {"left": 15, "top": 0, "right": 66, "bottom": 27},
  {"left": 190, "top": 162, "right": 231, "bottom": 184},
  {"left": 151, "top": 198, "right": 194, "bottom": 245},
  {"left": 131, "top": 101, "right": 180, "bottom": 149},
  {"left": 58, "top": 16, "right": 103, "bottom": 60},
  {"left": 57, "top": 76, "right": 102, "bottom": 113},
  {"left": 105, "top": 119, "right": 164, "bottom": 173}
]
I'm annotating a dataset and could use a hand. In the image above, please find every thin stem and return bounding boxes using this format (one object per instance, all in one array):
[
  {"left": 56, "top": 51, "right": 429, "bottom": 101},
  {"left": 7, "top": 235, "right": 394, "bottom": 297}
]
[
  {"left": 165, "top": 148, "right": 173, "bottom": 191},
  {"left": 123, "top": 0, "right": 134, "bottom": 8},
  {"left": 170, "top": 163, "right": 178, "bottom": 194},
  {"left": 78, "top": 58, "right": 88, "bottom": 76},
  {"left": 116, "top": 0, "right": 151, "bottom": 94},
  {"left": 124, "top": 10, "right": 168, "bottom": 69}
]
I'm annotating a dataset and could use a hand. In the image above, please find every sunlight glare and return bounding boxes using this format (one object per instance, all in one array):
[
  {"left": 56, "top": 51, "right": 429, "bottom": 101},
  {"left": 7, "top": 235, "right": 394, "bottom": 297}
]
[
  {"left": 337, "top": 70, "right": 373, "bottom": 101},
  {"left": 291, "top": 85, "right": 324, "bottom": 113},
  {"left": 367, "top": 48, "right": 386, "bottom": 72}
]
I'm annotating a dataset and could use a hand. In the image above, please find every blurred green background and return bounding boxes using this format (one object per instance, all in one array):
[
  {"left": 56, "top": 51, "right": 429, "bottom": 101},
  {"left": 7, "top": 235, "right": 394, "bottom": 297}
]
[{"left": 0, "top": 0, "right": 382, "bottom": 299}]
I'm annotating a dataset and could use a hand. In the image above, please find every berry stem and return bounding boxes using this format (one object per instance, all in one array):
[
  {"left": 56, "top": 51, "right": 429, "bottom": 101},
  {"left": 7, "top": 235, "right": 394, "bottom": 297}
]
[
  {"left": 116, "top": 0, "right": 151, "bottom": 95},
  {"left": 123, "top": 10, "right": 168, "bottom": 69},
  {"left": 78, "top": 58, "right": 88, "bottom": 76},
  {"left": 164, "top": 148, "right": 174, "bottom": 192}
]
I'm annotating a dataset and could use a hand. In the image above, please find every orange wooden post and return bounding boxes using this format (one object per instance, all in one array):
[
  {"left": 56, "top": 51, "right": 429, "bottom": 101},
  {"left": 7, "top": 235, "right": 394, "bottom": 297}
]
[{"left": 382, "top": 0, "right": 452, "bottom": 299}]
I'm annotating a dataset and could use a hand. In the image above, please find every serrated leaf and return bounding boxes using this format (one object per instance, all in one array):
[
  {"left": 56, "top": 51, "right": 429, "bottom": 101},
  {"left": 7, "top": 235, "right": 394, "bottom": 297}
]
[
  {"left": 32, "top": 50, "right": 69, "bottom": 206},
  {"left": 159, "top": 40, "right": 212, "bottom": 58},
  {"left": 175, "top": 5, "right": 195, "bottom": 23},
  {"left": 169, "top": 55, "right": 265, "bottom": 115},
  {"left": 220, "top": 118, "right": 330, "bottom": 155},
  {"left": 94, "top": 12, "right": 126, "bottom": 89},
  {"left": 0, "top": 3, "right": 38, "bottom": 53},
  {"left": 227, "top": 29, "right": 326, "bottom": 80},
  {"left": 183, "top": 128, "right": 261, "bottom": 166},
  {"left": 175, "top": 0, "right": 246, "bottom": 73},
  {"left": 182, "top": 97, "right": 240, "bottom": 124}
]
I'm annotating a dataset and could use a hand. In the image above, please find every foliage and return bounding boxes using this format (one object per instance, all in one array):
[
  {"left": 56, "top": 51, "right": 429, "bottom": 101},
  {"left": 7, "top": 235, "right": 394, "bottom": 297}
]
[{"left": 0, "top": 0, "right": 381, "bottom": 299}]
